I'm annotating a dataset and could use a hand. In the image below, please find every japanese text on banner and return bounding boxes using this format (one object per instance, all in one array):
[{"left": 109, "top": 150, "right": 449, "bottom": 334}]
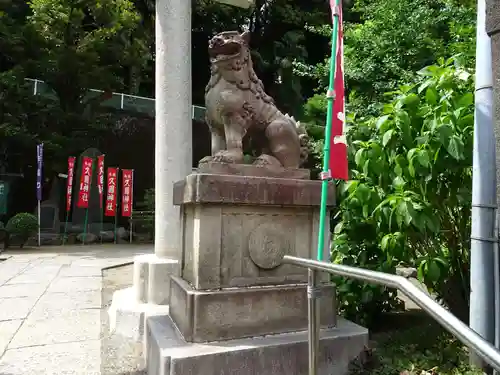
[
  {"left": 77, "top": 157, "right": 93, "bottom": 208},
  {"left": 105, "top": 168, "right": 118, "bottom": 217},
  {"left": 36, "top": 144, "right": 43, "bottom": 201},
  {"left": 121, "top": 169, "right": 134, "bottom": 217},
  {"left": 97, "top": 155, "right": 105, "bottom": 208},
  {"left": 66, "top": 157, "right": 76, "bottom": 212}
]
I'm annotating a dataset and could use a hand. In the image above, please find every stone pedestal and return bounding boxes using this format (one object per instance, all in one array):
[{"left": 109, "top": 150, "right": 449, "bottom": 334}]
[
  {"left": 170, "top": 173, "right": 336, "bottom": 342},
  {"left": 145, "top": 173, "right": 368, "bottom": 375}
]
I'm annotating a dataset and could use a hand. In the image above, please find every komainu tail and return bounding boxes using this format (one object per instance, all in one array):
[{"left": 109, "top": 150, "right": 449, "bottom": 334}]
[{"left": 284, "top": 114, "right": 310, "bottom": 166}]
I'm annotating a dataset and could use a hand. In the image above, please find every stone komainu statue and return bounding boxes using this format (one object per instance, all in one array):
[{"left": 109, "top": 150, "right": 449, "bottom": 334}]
[{"left": 202, "top": 30, "right": 309, "bottom": 169}]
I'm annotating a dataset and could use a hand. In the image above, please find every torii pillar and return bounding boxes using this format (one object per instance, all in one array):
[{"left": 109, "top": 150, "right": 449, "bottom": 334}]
[{"left": 133, "top": 0, "right": 192, "bottom": 305}]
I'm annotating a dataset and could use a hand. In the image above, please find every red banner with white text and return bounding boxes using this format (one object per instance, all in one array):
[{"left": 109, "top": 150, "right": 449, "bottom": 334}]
[
  {"left": 97, "top": 155, "right": 105, "bottom": 208},
  {"left": 66, "top": 157, "right": 76, "bottom": 212},
  {"left": 77, "top": 157, "right": 93, "bottom": 208},
  {"left": 121, "top": 169, "right": 134, "bottom": 217},
  {"left": 328, "top": 0, "right": 348, "bottom": 180},
  {"left": 105, "top": 168, "right": 118, "bottom": 217}
]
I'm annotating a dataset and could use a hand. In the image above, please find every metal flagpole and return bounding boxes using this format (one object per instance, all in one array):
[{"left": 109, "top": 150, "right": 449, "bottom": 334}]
[
  {"left": 309, "top": 1, "right": 342, "bottom": 374},
  {"left": 317, "top": 0, "right": 341, "bottom": 263}
]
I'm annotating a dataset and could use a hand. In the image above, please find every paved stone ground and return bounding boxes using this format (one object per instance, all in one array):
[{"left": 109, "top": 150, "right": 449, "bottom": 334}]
[{"left": 0, "top": 244, "right": 152, "bottom": 375}]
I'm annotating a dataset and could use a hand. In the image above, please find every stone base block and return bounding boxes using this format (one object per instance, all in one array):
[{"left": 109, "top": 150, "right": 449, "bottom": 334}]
[
  {"left": 108, "top": 287, "right": 170, "bottom": 341},
  {"left": 146, "top": 314, "right": 368, "bottom": 375},
  {"left": 197, "top": 161, "right": 311, "bottom": 179},
  {"left": 169, "top": 275, "right": 336, "bottom": 342},
  {"left": 174, "top": 174, "right": 335, "bottom": 290},
  {"left": 133, "top": 254, "right": 180, "bottom": 305}
]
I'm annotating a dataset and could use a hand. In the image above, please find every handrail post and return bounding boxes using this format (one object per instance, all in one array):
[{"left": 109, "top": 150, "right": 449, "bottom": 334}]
[{"left": 308, "top": 268, "right": 320, "bottom": 375}]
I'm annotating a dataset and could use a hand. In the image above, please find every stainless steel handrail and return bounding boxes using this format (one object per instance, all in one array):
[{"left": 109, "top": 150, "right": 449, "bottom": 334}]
[{"left": 283, "top": 255, "right": 500, "bottom": 374}]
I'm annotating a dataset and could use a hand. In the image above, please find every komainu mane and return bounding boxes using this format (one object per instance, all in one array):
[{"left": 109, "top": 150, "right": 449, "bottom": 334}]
[{"left": 201, "top": 30, "right": 308, "bottom": 169}]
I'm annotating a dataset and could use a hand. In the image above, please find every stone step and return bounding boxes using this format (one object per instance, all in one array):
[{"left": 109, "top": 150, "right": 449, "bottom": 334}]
[{"left": 145, "top": 314, "right": 368, "bottom": 375}]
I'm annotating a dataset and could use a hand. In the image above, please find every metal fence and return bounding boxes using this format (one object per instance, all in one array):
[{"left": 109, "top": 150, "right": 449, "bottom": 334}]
[
  {"left": 282, "top": 255, "right": 500, "bottom": 374},
  {"left": 25, "top": 78, "right": 207, "bottom": 121}
]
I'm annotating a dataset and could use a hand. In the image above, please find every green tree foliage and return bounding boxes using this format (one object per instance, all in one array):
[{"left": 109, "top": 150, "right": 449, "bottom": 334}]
[
  {"left": 298, "top": 0, "right": 476, "bottom": 326},
  {"left": 0, "top": 0, "right": 149, "bottom": 173},
  {"left": 333, "top": 59, "right": 473, "bottom": 325},
  {"left": 302, "top": 0, "right": 475, "bottom": 121},
  {"left": 26, "top": 0, "right": 149, "bottom": 113}
]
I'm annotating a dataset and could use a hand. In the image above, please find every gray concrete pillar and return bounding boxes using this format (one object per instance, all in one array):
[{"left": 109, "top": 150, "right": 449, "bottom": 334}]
[{"left": 154, "top": 0, "right": 192, "bottom": 259}]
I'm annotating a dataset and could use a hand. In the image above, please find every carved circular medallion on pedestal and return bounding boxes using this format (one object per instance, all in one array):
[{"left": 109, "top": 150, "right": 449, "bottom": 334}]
[{"left": 247, "top": 224, "right": 289, "bottom": 269}]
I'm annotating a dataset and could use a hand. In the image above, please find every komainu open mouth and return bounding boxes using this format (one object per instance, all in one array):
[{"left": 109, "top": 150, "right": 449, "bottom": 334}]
[{"left": 209, "top": 41, "right": 241, "bottom": 61}]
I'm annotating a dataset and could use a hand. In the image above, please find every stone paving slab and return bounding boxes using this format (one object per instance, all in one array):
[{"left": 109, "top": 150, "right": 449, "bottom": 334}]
[
  {"left": 21, "top": 264, "right": 63, "bottom": 275},
  {"left": 5, "top": 272, "right": 58, "bottom": 285},
  {"left": 0, "top": 320, "right": 22, "bottom": 355},
  {"left": 59, "top": 265, "right": 103, "bottom": 277},
  {"left": 30, "top": 291, "right": 101, "bottom": 320},
  {"left": 0, "top": 339, "right": 101, "bottom": 375},
  {"left": 9, "top": 309, "right": 102, "bottom": 348},
  {"left": 0, "top": 296, "right": 38, "bottom": 321},
  {"left": 46, "top": 276, "right": 102, "bottom": 293},
  {"left": 0, "top": 283, "right": 48, "bottom": 298},
  {"left": 0, "top": 244, "right": 152, "bottom": 375}
]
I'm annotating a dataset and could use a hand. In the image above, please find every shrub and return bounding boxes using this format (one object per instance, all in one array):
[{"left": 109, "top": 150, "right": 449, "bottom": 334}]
[
  {"left": 333, "top": 57, "right": 473, "bottom": 325},
  {"left": 6, "top": 213, "right": 39, "bottom": 238}
]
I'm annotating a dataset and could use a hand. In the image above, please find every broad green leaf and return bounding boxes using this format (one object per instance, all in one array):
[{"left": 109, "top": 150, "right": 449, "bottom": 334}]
[
  {"left": 407, "top": 148, "right": 418, "bottom": 162},
  {"left": 382, "top": 129, "right": 395, "bottom": 147},
  {"left": 446, "top": 134, "right": 465, "bottom": 160},
  {"left": 457, "top": 92, "right": 473, "bottom": 108},
  {"left": 396, "top": 110, "right": 410, "bottom": 128},
  {"left": 418, "top": 79, "right": 432, "bottom": 93},
  {"left": 395, "top": 200, "right": 409, "bottom": 227},
  {"left": 402, "top": 93, "right": 419, "bottom": 106},
  {"left": 392, "top": 176, "right": 405, "bottom": 188},
  {"left": 362, "top": 204, "right": 370, "bottom": 218},
  {"left": 342, "top": 180, "right": 359, "bottom": 194},
  {"left": 363, "top": 159, "right": 370, "bottom": 175},
  {"left": 354, "top": 149, "right": 365, "bottom": 167},
  {"left": 417, "top": 260, "right": 427, "bottom": 282},
  {"left": 394, "top": 163, "right": 403, "bottom": 176},
  {"left": 427, "top": 259, "right": 441, "bottom": 282},
  {"left": 417, "top": 150, "right": 430, "bottom": 168},
  {"left": 405, "top": 201, "right": 417, "bottom": 225},
  {"left": 376, "top": 115, "right": 391, "bottom": 130},
  {"left": 436, "top": 124, "right": 453, "bottom": 145},
  {"left": 333, "top": 222, "right": 343, "bottom": 234},
  {"left": 458, "top": 113, "right": 474, "bottom": 128},
  {"left": 424, "top": 213, "right": 439, "bottom": 233},
  {"left": 425, "top": 87, "right": 438, "bottom": 105},
  {"left": 408, "top": 161, "right": 415, "bottom": 177},
  {"left": 380, "top": 234, "right": 390, "bottom": 251}
]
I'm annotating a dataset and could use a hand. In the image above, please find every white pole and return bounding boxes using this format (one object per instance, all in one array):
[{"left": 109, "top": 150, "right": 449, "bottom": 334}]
[{"left": 155, "top": 0, "right": 192, "bottom": 258}]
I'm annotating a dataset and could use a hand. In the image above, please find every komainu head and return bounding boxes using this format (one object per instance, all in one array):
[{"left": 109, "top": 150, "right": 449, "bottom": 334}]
[{"left": 208, "top": 30, "right": 250, "bottom": 64}]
